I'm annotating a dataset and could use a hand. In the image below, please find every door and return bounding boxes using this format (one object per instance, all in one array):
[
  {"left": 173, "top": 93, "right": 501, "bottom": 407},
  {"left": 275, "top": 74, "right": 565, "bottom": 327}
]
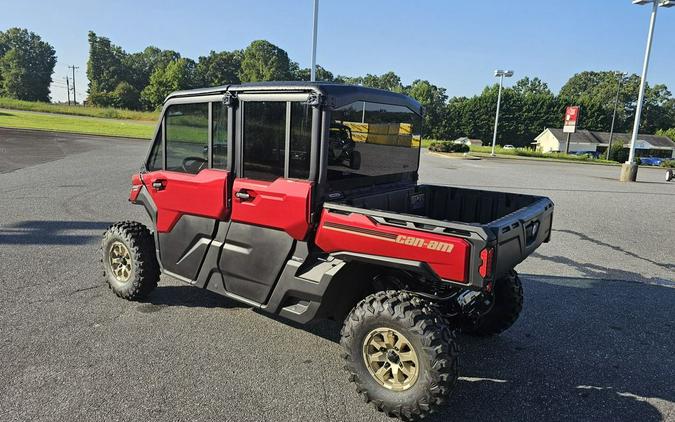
[
  {"left": 219, "top": 98, "right": 315, "bottom": 303},
  {"left": 144, "top": 100, "right": 231, "bottom": 280}
]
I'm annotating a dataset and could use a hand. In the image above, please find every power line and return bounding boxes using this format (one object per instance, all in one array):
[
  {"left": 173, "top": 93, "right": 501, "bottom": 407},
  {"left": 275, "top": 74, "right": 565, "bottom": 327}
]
[{"left": 68, "top": 65, "right": 79, "bottom": 104}]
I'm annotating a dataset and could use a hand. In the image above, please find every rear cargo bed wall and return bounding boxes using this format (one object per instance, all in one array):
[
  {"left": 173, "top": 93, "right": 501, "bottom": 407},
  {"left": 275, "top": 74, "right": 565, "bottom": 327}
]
[
  {"left": 342, "top": 185, "right": 538, "bottom": 225},
  {"left": 420, "top": 186, "right": 536, "bottom": 225}
]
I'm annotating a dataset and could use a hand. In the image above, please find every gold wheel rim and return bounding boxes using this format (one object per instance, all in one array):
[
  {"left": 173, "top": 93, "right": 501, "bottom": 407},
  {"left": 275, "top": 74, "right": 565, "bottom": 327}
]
[
  {"left": 109, "top": 241, "right": 132, "bottom": 283},
  {"left": 362, "top": 327, "right": 419, "bottom": 391}
]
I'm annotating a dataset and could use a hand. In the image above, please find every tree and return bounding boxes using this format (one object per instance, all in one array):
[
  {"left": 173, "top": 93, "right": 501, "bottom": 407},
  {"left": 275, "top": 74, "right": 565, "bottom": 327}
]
[
  {"left": 290, "top": 63, "right": 335, "bottom": 82},
  {"left": 123, "top": 46, "right": 180, "bottom": 93},
  {"left": 86, "top": 31, "right": 127, "bottom": 100},
  {"left": 140, "top": 58, "right": 199, "bottom": 109},
  {"left": 196, "top": 50, "right": 242, "bottom": 86},
  {"left": 112, "top": 81, "right": 140, "bottom": 109},
  {"left": 0, "top": 28, "right": 56, "bottom": 101},
  {"left": 361, "top": 71, "right": 403, "bottom": 92},
  {"left": 407, "top": 80, "right": 447, "bottom": 139},
  {"left": 239, "top": 40, "right": 291, "bottom": 82},
  {"left": 512, "top": 77, "right": 552, "bottom": 97}
]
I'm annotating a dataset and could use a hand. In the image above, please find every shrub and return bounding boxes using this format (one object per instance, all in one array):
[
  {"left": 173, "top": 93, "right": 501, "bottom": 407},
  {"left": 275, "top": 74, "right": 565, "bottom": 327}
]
[
  {"left": 661, "top": 160, "right": 675, "bottom": 168},
  {"left": 428, "top": 141, "right": 469, "bottom": 153}
]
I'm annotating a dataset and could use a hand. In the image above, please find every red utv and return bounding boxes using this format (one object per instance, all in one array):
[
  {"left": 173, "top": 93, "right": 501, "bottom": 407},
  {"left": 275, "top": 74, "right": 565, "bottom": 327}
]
[{"left": 102, "top": 82, "right": 554, "bottom": 420}]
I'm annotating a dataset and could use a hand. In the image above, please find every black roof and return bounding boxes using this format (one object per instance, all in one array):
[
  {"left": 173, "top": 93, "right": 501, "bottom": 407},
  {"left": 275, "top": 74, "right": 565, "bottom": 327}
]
[{"left": 165, "top": 81, "right": 422, "bottom": 114}]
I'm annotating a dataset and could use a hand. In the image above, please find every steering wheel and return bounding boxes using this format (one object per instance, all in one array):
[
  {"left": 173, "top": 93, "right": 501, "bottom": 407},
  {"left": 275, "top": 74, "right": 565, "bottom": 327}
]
[{"left": 182, "top": 156, "right": 208, "bottom": 174}]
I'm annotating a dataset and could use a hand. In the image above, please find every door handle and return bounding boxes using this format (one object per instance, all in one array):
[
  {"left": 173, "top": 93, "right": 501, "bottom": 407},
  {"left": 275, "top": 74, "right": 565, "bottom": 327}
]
[
  {"left": 235, "top": 190, "right": 252, "bottom": 201},
  {"left": 152, "top": 179, "right": 166, "bottom": 191}
]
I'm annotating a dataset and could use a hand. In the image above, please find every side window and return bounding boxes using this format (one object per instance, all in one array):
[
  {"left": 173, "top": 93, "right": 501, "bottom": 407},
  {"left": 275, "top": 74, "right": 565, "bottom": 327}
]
[
  {"left": 146, "top": 126, "right": 163, "bottom": 171},
  {"left": 243, "top": 101, "right": 286, "bottom": 181},
  {"left": 212, "top": 101, "right": 228, "bottom": 169},
  {"left": 165, "top": 103, "right": 209, "bottom": 174},
  {"left": 289, "top": 102, "right": 312, "bottom": 179}
]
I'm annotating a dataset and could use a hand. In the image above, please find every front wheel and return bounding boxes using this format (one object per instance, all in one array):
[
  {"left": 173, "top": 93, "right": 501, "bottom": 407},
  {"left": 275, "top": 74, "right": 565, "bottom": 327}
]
[
  {"left": 666, "top": 169, "right": 674, "bottom": 182},
  {"left": 101, "top": 221, "right": 160, "bottom": 300},
  {"left": 341, "top": 291, "right": 458, "bottom": 420},
  {"left": 463, "top": 270, "right": 523, "bottom": 336}
]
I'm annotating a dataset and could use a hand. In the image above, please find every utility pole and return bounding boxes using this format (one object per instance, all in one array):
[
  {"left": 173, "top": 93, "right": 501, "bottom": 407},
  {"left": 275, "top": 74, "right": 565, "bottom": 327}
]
[
  {"left": 68, "top": 65, "right": 79, "bottom": 105},
  {"left": 310, "top": 0, "right": 319, "bottom": 81},
  {"left": 65, "top": 76, "right": 71, "bottom": 106},
  {"left": 491, "top": 70, "right": 513, "bottom": 156}
]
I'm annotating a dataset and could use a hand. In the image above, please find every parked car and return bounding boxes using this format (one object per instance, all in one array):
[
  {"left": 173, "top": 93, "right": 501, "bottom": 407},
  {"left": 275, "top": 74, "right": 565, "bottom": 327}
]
[
  {"left": 102, "top": 82, "right": 554, "bottom": 420},
  {"left": 639, "top": 156, "right": 665, "bottom": 166},
  {"left": 503, "top": 144, "right": 515, "bottom": 150}
]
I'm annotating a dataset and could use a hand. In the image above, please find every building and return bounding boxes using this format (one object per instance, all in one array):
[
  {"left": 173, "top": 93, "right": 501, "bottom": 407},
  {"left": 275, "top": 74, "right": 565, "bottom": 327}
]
[
  {"left": 534, "top": 128, "right": 675, "bottom": 158},
  {"left": 453, "top": 137, "right": 483, "bottom": 147}
]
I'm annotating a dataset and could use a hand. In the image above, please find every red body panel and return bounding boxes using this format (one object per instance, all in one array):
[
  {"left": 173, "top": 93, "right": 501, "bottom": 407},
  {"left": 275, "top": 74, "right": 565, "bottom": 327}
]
[
  {"left": 315, "top": 209, "right": 471, "bottom": 283},
  {"left": 129, "top": 173, "right": 143, "bottom": 202},
  {"left": 144, "top": 169, "right": 230, "bottom": 232},
  {"left": 231, "top": 178, "right": 312, "bottom": 240}
]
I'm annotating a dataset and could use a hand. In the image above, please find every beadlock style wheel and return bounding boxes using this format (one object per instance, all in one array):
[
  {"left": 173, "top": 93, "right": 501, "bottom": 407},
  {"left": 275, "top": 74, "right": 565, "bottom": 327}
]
[
  {"left": 362, "top": 327, "right": 420, "bottom": 391},
  {"left": 109, "top": 241, "right": 132, "bottom": 283}
]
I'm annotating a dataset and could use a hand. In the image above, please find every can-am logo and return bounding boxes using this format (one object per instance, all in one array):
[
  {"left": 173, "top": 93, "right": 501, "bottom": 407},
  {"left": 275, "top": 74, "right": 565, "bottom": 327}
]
[{"left": 395, "top": 235, "right": 454, "bottom": 253}]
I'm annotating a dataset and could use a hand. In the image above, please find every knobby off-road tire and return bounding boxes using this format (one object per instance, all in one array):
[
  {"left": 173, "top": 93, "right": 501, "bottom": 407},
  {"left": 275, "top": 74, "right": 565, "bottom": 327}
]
[
  {"left": 341, "top": 290, "right": 459, "bottom": 421},
  {"left": 464, "top": 270, "right": 523, "bottom": 337},
  {"left": 101, "top": 221, "right": 160, "bottom": 300}
]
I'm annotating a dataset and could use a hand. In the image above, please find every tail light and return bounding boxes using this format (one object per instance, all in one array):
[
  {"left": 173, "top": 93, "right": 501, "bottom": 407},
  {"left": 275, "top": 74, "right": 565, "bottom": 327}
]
[{"left": 479, "top": 247, "right": 494, "bottom": 278}]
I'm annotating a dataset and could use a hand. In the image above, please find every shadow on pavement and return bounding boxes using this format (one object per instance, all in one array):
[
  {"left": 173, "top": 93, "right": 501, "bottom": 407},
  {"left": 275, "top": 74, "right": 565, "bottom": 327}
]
[
  {"left": 0, "top": 220, "right": 111, "bottom": 245},
  {"left": 143, "top": 285, "right": 248, "bottom": 310},
  {"left": 102, "top": 257, "right": 674, "bottom": 421},
  {"left": 551, "top": 228, "right": 675, "bottom": 272},
  {"left": 432, "top": 274, "right": 674, "bottom": 422}
]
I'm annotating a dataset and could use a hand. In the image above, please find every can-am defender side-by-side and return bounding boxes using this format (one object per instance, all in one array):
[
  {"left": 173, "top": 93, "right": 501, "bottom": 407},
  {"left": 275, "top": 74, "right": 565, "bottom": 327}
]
[{"left": 102, "top": 82, "right": 554, "bottom": 420}]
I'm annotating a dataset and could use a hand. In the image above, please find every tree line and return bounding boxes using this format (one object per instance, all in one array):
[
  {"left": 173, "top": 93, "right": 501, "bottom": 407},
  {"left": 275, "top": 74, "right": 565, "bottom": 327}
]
[{"left": 1, "top": 27, "right": 675, "bottom": 145}]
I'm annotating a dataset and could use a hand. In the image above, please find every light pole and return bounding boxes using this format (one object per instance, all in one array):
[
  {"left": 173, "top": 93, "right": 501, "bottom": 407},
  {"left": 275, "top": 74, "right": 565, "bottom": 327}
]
[
  {"left": 491, "top": 69, "right": 513, "bottom": 157},
  {"left": 607, "top": 72, "right": 627, "bottom": 161},
  {"left": 621, "top": 0, "right": 674, "bottom": 181},
  {"left": 310, "top": 0, "right": 319, "bottom": 82}
]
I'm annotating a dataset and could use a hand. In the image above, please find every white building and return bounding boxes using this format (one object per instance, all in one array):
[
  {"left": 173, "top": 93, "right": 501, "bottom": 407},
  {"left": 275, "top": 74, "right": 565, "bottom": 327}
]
[{"left": 534, "top": 128, "right": 675, "bottom": 158}]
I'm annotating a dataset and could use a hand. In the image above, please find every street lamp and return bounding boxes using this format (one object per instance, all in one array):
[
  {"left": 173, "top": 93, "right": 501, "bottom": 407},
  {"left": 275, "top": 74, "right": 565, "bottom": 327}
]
[
  {"left": 491, "top": 69, "right": 514, "bottom": 157},
  {"left": 621, "top": 0, "right": 674, "bottom": 181},
  {"left": 607, "top": 72, "right": 628, "bottom": 161},
  {"left": 310, "top": 0, "right": 319, "bottom": 82}
]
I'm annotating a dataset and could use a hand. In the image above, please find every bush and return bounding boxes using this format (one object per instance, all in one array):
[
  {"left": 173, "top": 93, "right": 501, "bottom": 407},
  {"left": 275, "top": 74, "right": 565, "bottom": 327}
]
[
  {"left": 661, "top": 160, "right": 675, "bottom": 168},
  {"left": 607, "top": 143, "right": 628, "bottom": 163},
  {"left": 428, "top": 141, "right": 469, "bottom": 153}
]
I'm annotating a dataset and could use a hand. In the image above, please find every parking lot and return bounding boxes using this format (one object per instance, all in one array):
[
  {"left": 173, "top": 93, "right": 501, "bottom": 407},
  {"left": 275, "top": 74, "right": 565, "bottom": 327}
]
[{"left": 0, "top": 128, "right": 673, "bottom": 422}]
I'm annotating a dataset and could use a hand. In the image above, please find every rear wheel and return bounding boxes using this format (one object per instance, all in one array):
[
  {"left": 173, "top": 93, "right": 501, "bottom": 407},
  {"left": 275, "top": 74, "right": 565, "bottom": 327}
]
[
  {"left": 341, "top": 291, "right": 458, "bottom": 420},
  {"left": 666, "top": 169, "right": 674, "bottom": 182},
  {"left": 463, "top": 270, "right": 523, "bottom": 336},
  {"left": 101, "top": 221, "right": 159, "bottom": 300}
]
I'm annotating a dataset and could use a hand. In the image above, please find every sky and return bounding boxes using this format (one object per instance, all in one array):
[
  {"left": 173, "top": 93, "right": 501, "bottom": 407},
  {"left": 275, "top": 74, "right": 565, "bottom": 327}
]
[{"left": 2, "top": 0, "right": 675, "bottom": 104}]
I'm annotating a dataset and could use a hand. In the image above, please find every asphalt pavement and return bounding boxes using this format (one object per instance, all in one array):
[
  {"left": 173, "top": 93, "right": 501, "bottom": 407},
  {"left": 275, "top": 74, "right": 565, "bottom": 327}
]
[{"left": 0, "top": 128, "right": 673, "bottom": 422}]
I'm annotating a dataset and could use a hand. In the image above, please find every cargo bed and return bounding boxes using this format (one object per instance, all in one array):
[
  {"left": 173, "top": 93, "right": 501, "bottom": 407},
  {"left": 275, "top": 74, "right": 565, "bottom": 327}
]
[{"left": 325, "top": 184, "right": 554, "bottom": 283}]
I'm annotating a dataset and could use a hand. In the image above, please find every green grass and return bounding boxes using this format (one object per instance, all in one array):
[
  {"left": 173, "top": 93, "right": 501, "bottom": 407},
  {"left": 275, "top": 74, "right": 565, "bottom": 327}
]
[
  {"left": 422, "top": 139, "right": 618, "bottom": 164},
  {"left": 0, "top": 109, "right": 155, "bottom": 139},
  {"left": 0, "top": 97, "right": 159, "bottom": 121}
]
